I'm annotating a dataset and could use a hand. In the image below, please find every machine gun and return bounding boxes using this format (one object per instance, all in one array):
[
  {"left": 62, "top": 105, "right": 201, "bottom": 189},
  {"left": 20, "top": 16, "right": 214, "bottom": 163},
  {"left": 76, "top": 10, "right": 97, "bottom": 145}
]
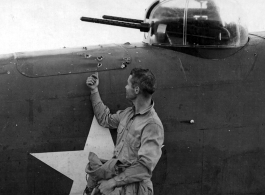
[{"left": 80, "top": 15, "right": 150, "bottom": 32}]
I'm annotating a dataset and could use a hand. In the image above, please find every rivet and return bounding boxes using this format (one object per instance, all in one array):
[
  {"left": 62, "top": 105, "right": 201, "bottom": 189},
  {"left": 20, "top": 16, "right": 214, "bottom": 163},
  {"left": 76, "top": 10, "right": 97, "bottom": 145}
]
[{"left": 121, "top": 63, "right": 127, "bottom": 69}]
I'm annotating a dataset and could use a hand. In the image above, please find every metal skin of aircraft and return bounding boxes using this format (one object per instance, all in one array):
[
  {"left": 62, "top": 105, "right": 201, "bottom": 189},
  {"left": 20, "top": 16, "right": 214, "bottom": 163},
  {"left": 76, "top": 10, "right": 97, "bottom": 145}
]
[{"left": 1, "top": 0, "right": 265, "bottom": 194}]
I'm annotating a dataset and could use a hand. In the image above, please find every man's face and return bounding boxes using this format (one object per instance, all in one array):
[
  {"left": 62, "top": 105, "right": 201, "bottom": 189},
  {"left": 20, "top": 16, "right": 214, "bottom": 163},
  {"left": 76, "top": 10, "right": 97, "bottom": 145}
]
[{"left": 125, "top": 75, "right": 137, "bottom": 100}]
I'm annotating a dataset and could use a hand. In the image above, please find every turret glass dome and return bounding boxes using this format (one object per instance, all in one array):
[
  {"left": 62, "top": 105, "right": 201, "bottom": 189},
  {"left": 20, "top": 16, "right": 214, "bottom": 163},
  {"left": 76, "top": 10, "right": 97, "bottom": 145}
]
[{"left": 145, "top": 0, "right": 248, "bottom": 47}]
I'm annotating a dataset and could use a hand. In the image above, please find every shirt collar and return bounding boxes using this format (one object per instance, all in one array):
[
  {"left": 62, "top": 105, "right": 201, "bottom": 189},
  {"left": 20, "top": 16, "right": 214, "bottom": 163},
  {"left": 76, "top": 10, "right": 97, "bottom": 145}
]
[{"left": 133, "top": 100, "right": 154, "bottom": 116}]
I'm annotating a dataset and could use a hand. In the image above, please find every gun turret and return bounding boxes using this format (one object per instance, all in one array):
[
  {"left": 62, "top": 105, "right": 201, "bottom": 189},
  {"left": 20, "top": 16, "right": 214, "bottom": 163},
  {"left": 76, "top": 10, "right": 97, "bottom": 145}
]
[{"left": 80, "top": 16, "right": 150, "bottom": 32}]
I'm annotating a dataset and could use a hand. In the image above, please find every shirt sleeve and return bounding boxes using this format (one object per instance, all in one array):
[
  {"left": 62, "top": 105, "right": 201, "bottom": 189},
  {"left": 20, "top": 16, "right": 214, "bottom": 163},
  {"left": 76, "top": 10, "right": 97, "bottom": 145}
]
[
  {"left": 90, "top": 91, "right": 122, "bottom": 129},
  {"left": 113, "top": 123, "right": 164, "bottom": 186}
]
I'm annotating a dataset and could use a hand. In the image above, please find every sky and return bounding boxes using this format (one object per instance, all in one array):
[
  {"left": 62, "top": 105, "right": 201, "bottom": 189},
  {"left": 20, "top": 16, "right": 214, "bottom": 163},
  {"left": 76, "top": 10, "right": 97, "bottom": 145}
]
[{"left": 0, "top": 0, "right": 265, "bottom": 55}]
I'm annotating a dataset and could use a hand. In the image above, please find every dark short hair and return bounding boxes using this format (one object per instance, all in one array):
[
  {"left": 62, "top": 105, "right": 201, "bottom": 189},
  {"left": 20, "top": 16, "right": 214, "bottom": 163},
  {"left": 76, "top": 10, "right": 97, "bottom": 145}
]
[{"left": 130, "top": 68, "right": 156, "bottom": 97}]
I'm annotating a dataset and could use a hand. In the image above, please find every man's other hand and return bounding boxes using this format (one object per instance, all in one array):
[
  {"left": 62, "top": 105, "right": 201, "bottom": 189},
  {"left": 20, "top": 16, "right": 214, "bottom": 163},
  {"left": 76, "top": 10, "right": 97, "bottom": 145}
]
[
  {"left": 98, "top": 179, "right": 116, "bottom": 195},
  {"left": 86, "top": 72, "right": 99, "bottom": 92}
]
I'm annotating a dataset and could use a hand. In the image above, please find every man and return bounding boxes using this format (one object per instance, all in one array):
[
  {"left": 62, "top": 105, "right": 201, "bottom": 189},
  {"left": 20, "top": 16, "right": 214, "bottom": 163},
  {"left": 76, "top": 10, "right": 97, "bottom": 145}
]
[{"left": 86, "top": 68, "right": 164, "bottom": 195}]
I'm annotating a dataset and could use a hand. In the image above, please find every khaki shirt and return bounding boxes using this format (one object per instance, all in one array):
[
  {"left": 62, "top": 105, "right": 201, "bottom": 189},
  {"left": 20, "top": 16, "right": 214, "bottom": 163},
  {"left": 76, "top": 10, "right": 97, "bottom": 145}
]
[{"left": 90, "top": 92, "right": 164, "bottom": 194}]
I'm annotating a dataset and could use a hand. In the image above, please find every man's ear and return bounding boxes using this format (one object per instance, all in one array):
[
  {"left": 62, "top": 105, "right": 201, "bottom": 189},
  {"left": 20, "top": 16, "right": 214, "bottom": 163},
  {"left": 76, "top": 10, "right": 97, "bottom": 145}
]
[{"left": 134, "top": 86, "right": 140, "bottom": 94}]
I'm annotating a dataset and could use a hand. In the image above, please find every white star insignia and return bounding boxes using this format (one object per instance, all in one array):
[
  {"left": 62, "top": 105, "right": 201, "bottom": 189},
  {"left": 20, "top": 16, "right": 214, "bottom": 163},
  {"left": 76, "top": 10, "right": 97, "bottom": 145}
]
[{"left": 31, "top": 116, "right": 115, "bottom": 195}]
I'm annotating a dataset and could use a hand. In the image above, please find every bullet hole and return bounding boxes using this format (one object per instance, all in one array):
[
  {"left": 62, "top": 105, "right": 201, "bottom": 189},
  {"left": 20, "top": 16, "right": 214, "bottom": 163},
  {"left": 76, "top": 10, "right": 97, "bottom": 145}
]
[{"left": 97, "top": 56, "right": 103, "bottom": 61}]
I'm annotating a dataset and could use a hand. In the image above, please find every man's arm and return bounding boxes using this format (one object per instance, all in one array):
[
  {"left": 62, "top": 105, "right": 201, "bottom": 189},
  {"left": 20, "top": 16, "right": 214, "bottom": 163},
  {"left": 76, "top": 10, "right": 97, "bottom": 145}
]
[
  {"left": 113, "top": 123, "right": 164, "bottom": 186},
  {"left": 98, "top": 123, "right": 164, "bottom": 194},
  {"left": 86, "top": 72, "right": 121, "bottom": 129}
]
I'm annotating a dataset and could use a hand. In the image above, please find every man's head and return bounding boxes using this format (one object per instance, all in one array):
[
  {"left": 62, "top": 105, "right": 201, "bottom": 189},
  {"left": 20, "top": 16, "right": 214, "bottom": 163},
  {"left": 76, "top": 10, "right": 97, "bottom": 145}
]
[{"left": 125, "top": 68, "right": 156, "bottom": 100}]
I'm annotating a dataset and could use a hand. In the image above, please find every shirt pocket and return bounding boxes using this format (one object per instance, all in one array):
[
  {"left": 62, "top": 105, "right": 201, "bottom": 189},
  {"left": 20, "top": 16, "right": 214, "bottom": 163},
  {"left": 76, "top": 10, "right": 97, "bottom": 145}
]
[
  {"left": 133, "top": 137, "right": 141, "bottom": 149},
  {"left": 127, "top": 133, "right": 141, "bottom": 150}
]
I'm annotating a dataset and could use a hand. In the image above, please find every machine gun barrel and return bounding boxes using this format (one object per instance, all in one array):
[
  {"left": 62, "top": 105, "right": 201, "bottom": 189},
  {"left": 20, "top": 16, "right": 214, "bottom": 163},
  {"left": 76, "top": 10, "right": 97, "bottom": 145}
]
[
  {"left": 80, "top": 17, "right": 150, "bottom": 32},
  {"left": 102, "top": 15, "right": 143, "bottom": 24}
]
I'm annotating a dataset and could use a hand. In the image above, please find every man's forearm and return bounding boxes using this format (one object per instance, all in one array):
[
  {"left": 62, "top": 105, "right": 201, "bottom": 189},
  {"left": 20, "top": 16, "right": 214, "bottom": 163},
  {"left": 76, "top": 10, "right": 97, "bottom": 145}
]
[
  {"left": 90, "top": 87, "right": 120, "bottom": 129},
  {"left": 90, "top": 87, "right": 99, "bottom": 94},
  {"left": 112, "top": 162, "right": 151, "bottom": 187}
]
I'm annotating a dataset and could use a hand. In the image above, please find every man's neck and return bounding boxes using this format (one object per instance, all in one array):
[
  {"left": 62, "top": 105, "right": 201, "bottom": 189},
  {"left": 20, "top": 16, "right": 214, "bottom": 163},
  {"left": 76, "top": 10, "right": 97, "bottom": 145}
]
[{"left": 132, "top": 95, "right": 152, "bottom": 114}]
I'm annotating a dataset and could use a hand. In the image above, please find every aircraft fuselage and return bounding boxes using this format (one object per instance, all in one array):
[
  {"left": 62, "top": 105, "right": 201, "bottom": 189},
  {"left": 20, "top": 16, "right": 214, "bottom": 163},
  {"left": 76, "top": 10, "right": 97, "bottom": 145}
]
[{"left": 0, "top": 32, "right": 265, "bottom": 194}]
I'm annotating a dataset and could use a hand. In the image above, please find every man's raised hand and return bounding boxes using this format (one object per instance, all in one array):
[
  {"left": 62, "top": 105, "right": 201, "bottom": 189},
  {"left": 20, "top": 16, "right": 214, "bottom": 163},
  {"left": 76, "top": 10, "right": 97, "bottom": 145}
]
[{"left": 86, "top": 72, "right": 99, "bottom": 91}]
